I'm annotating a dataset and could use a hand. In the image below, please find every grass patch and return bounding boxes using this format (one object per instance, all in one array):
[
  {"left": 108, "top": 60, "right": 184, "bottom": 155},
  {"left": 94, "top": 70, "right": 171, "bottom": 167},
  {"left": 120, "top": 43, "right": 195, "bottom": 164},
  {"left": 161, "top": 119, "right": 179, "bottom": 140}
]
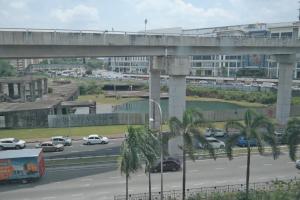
[
  {"left": 0, "top": 124, "right": 171, "bottom": 141},
  {"left": 0, "top": 125, "right": 143, "bottom": 140},
  {"left": 78, "top": 94, "right": 141, "bottom": 105}
]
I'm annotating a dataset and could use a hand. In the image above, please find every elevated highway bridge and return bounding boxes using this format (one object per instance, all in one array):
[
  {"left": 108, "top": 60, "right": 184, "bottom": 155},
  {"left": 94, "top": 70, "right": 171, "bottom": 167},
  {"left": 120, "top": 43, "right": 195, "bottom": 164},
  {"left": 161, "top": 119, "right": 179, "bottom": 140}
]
[{"left": 0, "top": 28, "right": 299, "bottom": 156}]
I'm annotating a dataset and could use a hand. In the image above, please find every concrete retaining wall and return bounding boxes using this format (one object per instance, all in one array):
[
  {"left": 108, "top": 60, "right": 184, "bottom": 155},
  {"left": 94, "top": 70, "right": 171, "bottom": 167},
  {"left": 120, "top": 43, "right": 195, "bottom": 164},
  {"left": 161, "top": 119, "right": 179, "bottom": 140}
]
[{"left": 48, "top": 113, "right": 147, "bottom": 128}]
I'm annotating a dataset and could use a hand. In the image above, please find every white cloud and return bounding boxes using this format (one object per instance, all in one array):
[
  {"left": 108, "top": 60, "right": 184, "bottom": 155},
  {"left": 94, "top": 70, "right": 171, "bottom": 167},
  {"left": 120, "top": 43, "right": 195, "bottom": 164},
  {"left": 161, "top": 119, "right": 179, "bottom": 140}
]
[
  {"left": 51, "top": 4, "right": 100, "bottom": 24},
  {"left": 9, "top": 1, "right": 27, "bottom": 9},
  {"left": 127, "top": 0, "right": 237, "bottom": 28}
]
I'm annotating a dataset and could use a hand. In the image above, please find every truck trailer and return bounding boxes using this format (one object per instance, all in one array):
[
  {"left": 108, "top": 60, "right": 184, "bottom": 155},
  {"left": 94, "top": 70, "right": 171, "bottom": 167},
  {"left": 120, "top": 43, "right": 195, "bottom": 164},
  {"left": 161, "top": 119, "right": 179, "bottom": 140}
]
[{"left": 0, "top": 149, "right": 45, "bottom": 182}]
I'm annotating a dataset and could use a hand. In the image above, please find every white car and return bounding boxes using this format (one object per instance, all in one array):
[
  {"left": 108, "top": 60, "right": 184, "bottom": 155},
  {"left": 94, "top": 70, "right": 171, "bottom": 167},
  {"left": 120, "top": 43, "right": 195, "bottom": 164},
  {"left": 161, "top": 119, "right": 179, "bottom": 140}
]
[
  {"left": 83, "top": 134, "right": 109, "bottom": 145},
  {"left": 204, "top": 128, "right": 226, "bottom": 137},
  {"left": 198, "top": 137, "right": 225, "bottom": 149},
  {"left": 0, "top": 138, "right": 26, "bottom": 150}
]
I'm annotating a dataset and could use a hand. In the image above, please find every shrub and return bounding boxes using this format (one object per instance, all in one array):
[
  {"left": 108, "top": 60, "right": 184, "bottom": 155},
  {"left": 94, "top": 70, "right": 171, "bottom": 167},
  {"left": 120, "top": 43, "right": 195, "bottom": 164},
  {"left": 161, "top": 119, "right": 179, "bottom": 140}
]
[{"left": 186, "top": 86, "right": 276, "bottom": 105}]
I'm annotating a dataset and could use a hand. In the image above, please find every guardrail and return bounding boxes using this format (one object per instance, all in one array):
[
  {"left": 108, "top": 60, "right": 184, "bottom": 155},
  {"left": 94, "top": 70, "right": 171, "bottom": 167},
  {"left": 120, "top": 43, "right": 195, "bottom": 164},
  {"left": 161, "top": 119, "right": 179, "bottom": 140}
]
[{"left": 114, "top": 177, "right": 299, "bottom": 200}]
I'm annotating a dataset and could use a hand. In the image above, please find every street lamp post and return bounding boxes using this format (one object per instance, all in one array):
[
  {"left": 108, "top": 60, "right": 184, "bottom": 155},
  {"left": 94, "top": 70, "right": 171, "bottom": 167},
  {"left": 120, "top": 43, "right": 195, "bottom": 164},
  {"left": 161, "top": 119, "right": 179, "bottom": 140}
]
[
  {"left": 149, "top": 99, "right": 163, "bottom": 200},
  {"left": 144, "top": 18, "right": 148, "bottom": 34}
]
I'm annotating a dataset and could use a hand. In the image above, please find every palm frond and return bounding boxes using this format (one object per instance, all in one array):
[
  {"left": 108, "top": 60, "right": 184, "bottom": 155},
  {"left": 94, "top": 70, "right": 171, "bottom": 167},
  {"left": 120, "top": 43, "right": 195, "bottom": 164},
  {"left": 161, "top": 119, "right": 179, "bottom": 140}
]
[
  {"left": 169, "top": 117, "right": 183, "bottom": 137},
  {"left": 225, "top": 134, "right": 242, "bottom": 160},
  {"left": 183, "top": 132, "right": 196, "bottom": 160},
  {"left": 191, "top": 128, "right": 216, "bottom": 160},
  {"left": 287, "top": 130, "right": 300, "bottom": 161},
  {"left": 225, "top": 121, "right": 245, "bottom": 133},
  {"left": 251, "top": 129, "right": 265, "bottom": 155}
]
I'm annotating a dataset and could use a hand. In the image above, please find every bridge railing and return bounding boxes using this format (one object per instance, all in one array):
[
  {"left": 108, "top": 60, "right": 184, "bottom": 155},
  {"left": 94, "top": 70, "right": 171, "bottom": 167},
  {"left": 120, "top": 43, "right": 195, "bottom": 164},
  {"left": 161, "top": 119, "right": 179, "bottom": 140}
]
[
  {"left": 0, "top": 27, "right": 297, "bottom": 39},
  {"left": 114, "top": 177, "right": 299, "bottom": 200}
]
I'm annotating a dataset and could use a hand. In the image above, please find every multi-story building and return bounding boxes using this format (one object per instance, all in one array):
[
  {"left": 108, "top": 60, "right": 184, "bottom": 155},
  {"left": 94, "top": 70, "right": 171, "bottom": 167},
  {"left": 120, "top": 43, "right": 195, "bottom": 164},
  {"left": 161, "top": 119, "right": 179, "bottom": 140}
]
[
  {"left": 108, "top": 21, "right": 300, "bottom": 78},
  {"left": 109, "top": 56, "right": 149, "bottom": 74}
]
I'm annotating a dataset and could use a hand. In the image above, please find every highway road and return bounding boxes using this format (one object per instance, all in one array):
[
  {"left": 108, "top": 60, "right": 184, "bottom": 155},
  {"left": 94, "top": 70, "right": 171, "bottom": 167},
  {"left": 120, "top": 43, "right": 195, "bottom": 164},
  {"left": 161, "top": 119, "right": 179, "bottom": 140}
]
[
  {"left": 25, "top": 138, "right": 124, "bottom": 159},
  {"left": 0, "top": 153, "right": 299, "bottom": 200}
]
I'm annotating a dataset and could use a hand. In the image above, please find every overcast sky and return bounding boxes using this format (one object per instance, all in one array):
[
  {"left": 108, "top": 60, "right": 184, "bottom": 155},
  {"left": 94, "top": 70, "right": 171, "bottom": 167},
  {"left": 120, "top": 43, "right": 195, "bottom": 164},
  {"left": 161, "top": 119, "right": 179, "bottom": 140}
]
[{"left": 0, "top": 0, "right": 298, "bottom": 31}]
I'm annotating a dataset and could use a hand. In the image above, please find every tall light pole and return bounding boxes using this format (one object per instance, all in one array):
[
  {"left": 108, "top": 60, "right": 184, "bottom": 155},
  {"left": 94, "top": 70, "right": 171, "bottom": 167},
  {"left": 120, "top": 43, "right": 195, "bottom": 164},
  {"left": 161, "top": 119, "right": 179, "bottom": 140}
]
[
  {"left": 149, "top": 98, "right": 163, "bottom": 200},
  {"left": 144, "top": 18, "right": 148, "bottom": 34}
]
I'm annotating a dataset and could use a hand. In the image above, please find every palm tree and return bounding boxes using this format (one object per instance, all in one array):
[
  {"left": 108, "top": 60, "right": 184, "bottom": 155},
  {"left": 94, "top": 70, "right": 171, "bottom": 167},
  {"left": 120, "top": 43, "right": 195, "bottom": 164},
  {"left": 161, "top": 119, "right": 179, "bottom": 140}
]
[
  {"left": 225, "top": 109, "right": 279, "bottom": 199},
  {"left": 285, "top": 118, "right": 300, "bottom": 161},
  {"left": 169, "top": 109, "right": 216, "bottom": 200},
  {"left": 119, "top": 126, "right": 142, "bottom": 200},
  {"left": 136, "top": 127, "right": 160, "bottom": 200}
]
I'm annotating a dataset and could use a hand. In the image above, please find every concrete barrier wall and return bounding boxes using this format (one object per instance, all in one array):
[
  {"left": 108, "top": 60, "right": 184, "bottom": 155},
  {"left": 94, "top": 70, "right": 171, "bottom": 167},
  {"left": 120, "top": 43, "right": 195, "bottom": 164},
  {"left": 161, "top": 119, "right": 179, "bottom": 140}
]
[
  {"left": 48, "top": 113, "right": 147, "bottom": 128},
  {"left": 47, "top": 105, "right": 299, "bottom": 128}
]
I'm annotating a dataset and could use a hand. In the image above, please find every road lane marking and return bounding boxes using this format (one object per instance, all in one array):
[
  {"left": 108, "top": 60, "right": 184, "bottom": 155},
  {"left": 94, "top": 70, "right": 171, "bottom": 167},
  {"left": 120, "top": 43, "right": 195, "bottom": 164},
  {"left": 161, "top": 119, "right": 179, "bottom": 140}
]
[
  {"left": 81, "top": 178, "right": 93, "bottom": 182},
  {"left": 239, "top": 165, "right": 247, "bottom": 168},
  {"left": 42, "top": 197, "right": 56, "bottom": 200},
  {"left": 215, "top": 167, "right": 225, "bottom": 170},
  {"left": 106, "top": 148, "right": 113, "bottom": 151},
  {"left": 109, "top": 176, "right": 120, "bottom": 179},
  {"left": 190, "top": 170, "right": 199, "bottom": 173},
  {"left": 171, "top": 185, "right": 180, "bottom": 188},
  {"left": 71, "top": 193, "right": 84, "bottom": 197},
  {"left": 263, "top": 164, "right": 272, "bottom": 166}
]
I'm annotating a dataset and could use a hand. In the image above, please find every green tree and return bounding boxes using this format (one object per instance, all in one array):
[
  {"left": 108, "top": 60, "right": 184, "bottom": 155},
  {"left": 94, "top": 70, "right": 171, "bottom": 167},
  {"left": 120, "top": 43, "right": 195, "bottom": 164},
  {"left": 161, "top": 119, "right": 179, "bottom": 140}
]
[
  {"left": 136, "top": 127, "right": 160, "bottom": 200},
  {"left": 0, "top": 60, "right": 15, "bottom": 77},
  {"left": 225, "top": 109, "right": 279, "bottom": 199},
  {"left": 285, "top": 118, "right": 300, "bottom": 161},
  {"left": 119, "top": 126, "right": 142, "bottom": 200},
  {"left": 169, "top": 109, "right": 216, "bottom": 200}
]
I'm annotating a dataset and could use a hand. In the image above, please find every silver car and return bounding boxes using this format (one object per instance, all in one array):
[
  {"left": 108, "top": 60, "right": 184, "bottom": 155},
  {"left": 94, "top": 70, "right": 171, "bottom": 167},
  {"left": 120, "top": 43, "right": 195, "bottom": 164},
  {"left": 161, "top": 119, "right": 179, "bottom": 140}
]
[
  {"left": 36, "top": 142, "right": 64, "bottom": 152},
  {"left": 51, "top": 136, "right": 72, "bottom": 146}
]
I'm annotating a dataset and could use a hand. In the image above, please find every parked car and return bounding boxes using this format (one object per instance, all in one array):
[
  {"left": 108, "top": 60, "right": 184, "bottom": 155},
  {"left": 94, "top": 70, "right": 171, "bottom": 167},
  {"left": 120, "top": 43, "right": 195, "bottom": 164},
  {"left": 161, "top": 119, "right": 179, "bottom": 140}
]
[
  {"left": 51, "top": 136, "right": 72, "bottom": 146},
  {"left": 236, "top": 137, "right": 257, "bottom": 147},
  {"left": 36, "top": 142, "right": 64, "bottom": 152},
  {"left": 274, "top": 131, "right": 285, "bottom": 144},
  {"left": 204, "top": 128, "right": 227, "bottom": 137},
  {"left": 151, "top": 158, "right": 181, "bottom": 173},
  {"left": 83, "top": 134, "right": 109, "bottom": 145},
  {"left": 0, "top": 138, "right": 26, "bottom": 150},
  {"left": 198, "top": 137, "right": 225, "bottom": 149},
  {"left": 296, "top": 160, "right": 300, "bottom": 169}
]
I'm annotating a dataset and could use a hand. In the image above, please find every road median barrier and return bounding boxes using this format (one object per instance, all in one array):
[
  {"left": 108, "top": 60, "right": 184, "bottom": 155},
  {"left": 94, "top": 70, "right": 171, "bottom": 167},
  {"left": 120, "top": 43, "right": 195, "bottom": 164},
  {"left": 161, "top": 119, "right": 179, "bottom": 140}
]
[
  {"left": 195, "top": 145, "right": 288, "bottom": 159},
  {"left": 44, "top": 145, "right": 289, "bottom": 167},
  {"left": 45, "top": 155, "right": 119, "bottom": 168}
]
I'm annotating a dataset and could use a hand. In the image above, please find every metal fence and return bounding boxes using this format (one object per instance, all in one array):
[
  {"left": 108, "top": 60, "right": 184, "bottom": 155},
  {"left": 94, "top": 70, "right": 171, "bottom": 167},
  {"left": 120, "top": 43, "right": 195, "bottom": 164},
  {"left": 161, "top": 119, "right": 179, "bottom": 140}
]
[{"left": 114, "top": 177, "right": 299, "bottom": 200}]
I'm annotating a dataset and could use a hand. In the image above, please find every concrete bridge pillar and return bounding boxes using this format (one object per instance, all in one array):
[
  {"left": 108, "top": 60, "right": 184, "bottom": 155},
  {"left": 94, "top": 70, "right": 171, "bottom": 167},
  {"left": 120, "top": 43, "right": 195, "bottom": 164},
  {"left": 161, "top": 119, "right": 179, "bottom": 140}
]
[
  {"left": 20, "top": 83, "right": 26, "bottom": 102},
  {"left": 0, "top": 83, "right": 3, "bottom": 94},
  {"left": 43, "top": 78, "right": 48, "bottom": 95},
  {"left": 149, "top": 56, "right": 162, "bottom": 130},
  {"left": 166, "top": 56, "right": 190, "bottom": 157},
  {"left": 275, "top": 54, "right": 296, "bottom": 126},
  {"left": 29, "top": 81, "right": 36, "bottom": 102},
  {"left": 8, "top": 83, "right": 14, "bottom": 98},
  {"left": 89, "top": 101, "right": 97, "bottom": 114},
  {"left": 37, "top": 79, "right": 43, "bottom": 98}
]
